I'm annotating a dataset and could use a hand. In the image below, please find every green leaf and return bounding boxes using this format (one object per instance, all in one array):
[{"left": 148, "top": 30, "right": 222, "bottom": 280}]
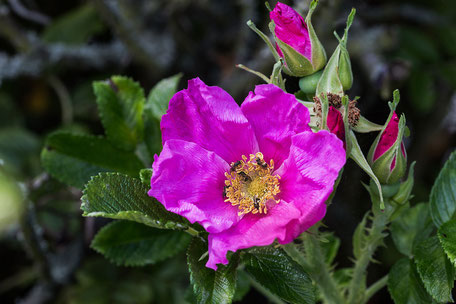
[
  {"left": 413, "top": 237, "right": 454, "bottom": 303},
  {"left": 438, "top": 219, "right": 456, "bottom": 266},
  {"left": 353, "top": 213, "right": 369, "bottom": 260},
  {"left": 429, "top": 151, "right": 456, "bottom": 227},
  {"left": 146, "top": 74, "right": 182, "bottom": 121},
  {"left": 187, "top": 238, "right": 238, "bottom": 304},
  {"left": 41, "top": 132, "right": 143, "bottom": 189},
  {"left": 391, "top": 203, "right": 434, "bottom": 257},
  {"left": 91, "top": 220, "right": 191, "bottom": 266},
  {"left": 320, "top": 232, "right": 340, "bottom": 265},
  {"left": 232, "top": 270, "right": 251, "bottom": 302},
  {"left": 42, "top": 4, "right": 105, "bottom": 45},
  {"left": 242, "top": 247, "right": 315, "bottom": 304},
  {"left": 81, "top": 172, "right": 190, "bottom": 230},
  {"left": 93, "top": 76, "right": 145, "bottom": 151},
  {"left": 388, "top": 258, "right": 433, "bottom": 304},
  {"left": 351, "top": 116, "right": 383, "bottom": 133}
]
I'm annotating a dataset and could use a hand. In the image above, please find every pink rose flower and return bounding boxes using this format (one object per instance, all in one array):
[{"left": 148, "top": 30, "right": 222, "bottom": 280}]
[{"left": 149, "top": 78, "right": 345, "bottom": 270}]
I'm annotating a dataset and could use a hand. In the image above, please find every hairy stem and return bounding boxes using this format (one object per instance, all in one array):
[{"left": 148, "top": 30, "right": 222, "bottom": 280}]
[
  {"left": 363, "top": 274, "right": 388, "bottom": 304},
  {"left": 347, "top": 205, "right": 391, "bottom": 303}
]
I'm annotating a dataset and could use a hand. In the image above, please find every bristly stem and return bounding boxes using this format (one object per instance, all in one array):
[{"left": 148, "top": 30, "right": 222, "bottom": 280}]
[
  {"left": 363, "top": 274, "right": 388, "bottom": 304},
  {"left": 286, "top": 226, "right": 345, "bottom": 304},
  {"left": 347, "top": 202, "right": 392, "bottom": 303}
]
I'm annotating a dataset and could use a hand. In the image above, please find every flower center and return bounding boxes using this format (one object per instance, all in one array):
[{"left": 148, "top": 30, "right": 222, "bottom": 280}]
[{"left": 224, "top": 152, "right": 281, "bottom": 216}]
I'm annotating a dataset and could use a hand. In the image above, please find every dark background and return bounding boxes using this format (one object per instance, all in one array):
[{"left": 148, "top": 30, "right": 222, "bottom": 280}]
[{"left": 0, "top": 0, "right": 455, "bottom": 303}]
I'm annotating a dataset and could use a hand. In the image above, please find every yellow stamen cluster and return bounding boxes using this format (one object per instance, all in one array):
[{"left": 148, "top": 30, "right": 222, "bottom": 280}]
[{"left": 224, "top": 152, "right": 281, "bottom": 216}]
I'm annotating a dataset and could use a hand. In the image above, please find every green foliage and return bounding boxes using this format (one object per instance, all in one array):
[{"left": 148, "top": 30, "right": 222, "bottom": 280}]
[
  {"left": 390, "top": 203, "right": 434, "bottom": 257},
  {"left": 93, "top": 76, "right": 145, "bottom": 151},
  {"left": 143, "top": 74, "right": 182, "bottom": 158},
  {"left": 352, "top": 213, "right": 369, "bottom": 260},
  {"left": 187, "top": 238, "right": 238, "bottom": 304},
  {"left": 0, "top": 128, "right": 40, "bottom": 176},
  {"left": 438, "top": 219, "right": 456, "bottom": 266},
  {"left": 388, "top": 258, "right": 433, "bottom": 304},
  {"left": 320, "top": 232, "right": 340, "bottom": 265},
  {"left": 91, "top": 220, "right": 191, "bottom": 266},
  {"left": 429, "top": 151, "right": 456, "bottom": 227},
  {"left": 41, "top": 132, "right": 143, "bottom": 189},
  {"left": 232, "top": 270, "right": 251, "bottom": 302},
  {"left": 81, "top": 172, "right": 190, "bottom": 230},
  {"left": 242, "top": 246, "right": 315, "bottom": 304},
  {"left": 413, "top": 237, "right": 454, "bottom": 303},
  {"left": 42, "top": 4, "right": 105, "bottom": 45},
  {"left": 145, "top": 74, "right": 182, "bottom": 121}
]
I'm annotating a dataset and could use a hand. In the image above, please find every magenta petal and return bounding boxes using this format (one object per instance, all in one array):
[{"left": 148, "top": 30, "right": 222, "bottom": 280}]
[
  {"left": 373, "top": 112, "right": 399, "bottom": 161},
  {"left": 206, "top": 200, "right": 301, "bottom": 270},
  {"left": 149, "top": 139, "right": 239, "bottom": 234},
  {"left": 275, "top": 131, "right": 346, "bottom": 231},
  {"left": 241, "top": 84, "right": 311, "bottom": 168},
  {"left": 161, "top": 78, "right": 258, "bottom": 164},
  {"left": 270, "top": 3, "right": 312, "bottom": 60}
]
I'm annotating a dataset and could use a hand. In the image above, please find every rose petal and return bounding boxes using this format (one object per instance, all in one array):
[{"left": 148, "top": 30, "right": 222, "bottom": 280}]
[
  {"left": 161, "top": 78, "right": 258, "bottom": 164},
  {"left": 149, "top": 139, "right": 239, "bottom": 234},
  {"left": 241, "top": 84, "right": 311, "bottom": 168},
  {"left": 206, "top": 200, "right": 301, "bottom": 270},
  {"left": 270, "top": 3, "right": 311, "bottom": 60},
  {"left": 275, "top": 130, "right": 345, "bottom": 231}
]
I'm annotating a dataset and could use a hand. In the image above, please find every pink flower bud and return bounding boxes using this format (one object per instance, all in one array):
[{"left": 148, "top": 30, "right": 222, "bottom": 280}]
[
  {"left": 270, "top": 2, "right": 326, "bottom": 77},
  {"left": 327, "top": 106, "right": 346, "bottom": 149},
  {"left": 368, "top": 112, "right": 407, "bottom": 184}
]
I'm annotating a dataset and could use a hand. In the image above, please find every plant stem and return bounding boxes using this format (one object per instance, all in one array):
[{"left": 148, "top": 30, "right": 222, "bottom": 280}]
[
  {"left": 363, "top": 275, "right": 388, "bottom": 304},
  {"left": 347, "top": 207, "right": 390, "bottom": 303},
  {"left": 305, "top": 230, "right": 346, "bottom": 304},
  {"left": 248, "top": 276, "right": 286, "bottom": 304}
]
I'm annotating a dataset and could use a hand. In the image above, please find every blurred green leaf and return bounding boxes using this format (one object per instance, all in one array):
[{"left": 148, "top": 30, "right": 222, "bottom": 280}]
[
  {"left": 42, "top": 4, "right": 105, "bottom": 45},
  {"left": 320, "top": 232, "right": 340, "bottom": 265},
  {"left": 398, "top": 28, "right": 440, "bottom": 64},
  {"left": 391, "top": 203, "right": 434, "bottom": 257},
  {"left": 81, "top": 172, "right": 190, "bottom": 230},
  {"left": 243, "top": 246, "right": 315, "bottom": 304},
  {"left": 413, "top": 237, "right": 454, "bottom": 303},
  {"left": 41, "top": 132, "right": 143, "bottom": 189},
  {"left": 93, "top": 76, "right": 145, "bottom": 151},
  {"left": 429, "top": 151, "right": 456, "bottom": 228},
  {"left": 91, "top": 220, "right": 191, "bottom": 266},
  {"left": 387, "top": 258, "right": 432, "bottom": 304},
  {"left": 146, "top": 74, "right": 182, "bottom": 121},
  {"left": 0, "top": 128, "right": 40, "bottom": 176},
  {"left": 232, "top": 270, "right": 251, "bottom": 302},
  {"left": 187, "top": 238, "right": 238, "bottom": 304},
  {"left": 437, "top": 219, "right": 456, "bottom": 266},
  {"left": 407, "top": 70, "right": 436, "bottom": 114}
]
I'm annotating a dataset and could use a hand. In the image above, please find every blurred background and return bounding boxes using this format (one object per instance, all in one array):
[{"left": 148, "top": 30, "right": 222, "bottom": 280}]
[{"left": 0, "top": 0, "right": 455, "bottom": 303}]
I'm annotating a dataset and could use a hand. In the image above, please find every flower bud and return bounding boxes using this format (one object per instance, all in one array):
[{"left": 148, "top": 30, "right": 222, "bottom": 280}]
[
  {"left": 270, "top": 1, "right": 326, "bottom": 77},
  {"left": 368, "top": 111, "right": 407, "bottom": 184}
]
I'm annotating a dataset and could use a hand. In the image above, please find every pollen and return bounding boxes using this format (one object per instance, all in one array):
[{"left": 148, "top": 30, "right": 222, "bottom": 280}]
[{"left": 224, "top": 152, "right": 281, "bottom": 216}]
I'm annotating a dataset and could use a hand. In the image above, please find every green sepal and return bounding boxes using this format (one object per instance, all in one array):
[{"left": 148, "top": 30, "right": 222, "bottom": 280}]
[
  {"left": 352, "top": 115, "right": 383, "bottom": 133},
  {"left": 316, "top": 9, "right": 355, "bottom": 96},
  {"left": 391, "top": 162, "right": 415, "bottom": 205},
  {"left": 348, "top": 130, "right": 384, "bottom": 208}
]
